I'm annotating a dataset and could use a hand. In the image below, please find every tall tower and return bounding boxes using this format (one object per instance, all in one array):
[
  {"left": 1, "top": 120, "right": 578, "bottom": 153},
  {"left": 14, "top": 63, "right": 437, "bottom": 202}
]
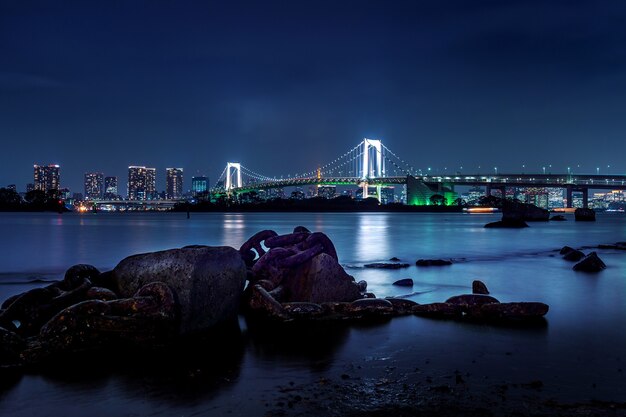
[
  {"left": 361, "top": 138, "right": 383, "bottom": 179},
  {"left": 84, "top": 172, "right": 104, "bottom": 200},
  {"left": 225, "top": 162, "right": 242, "bottom": 192},
  {"left": 128, "top": 166, "right": 156, "bottom": 200},
  {"left": 145, "top": 168, "right": 157, "bottom": 199},
  {"left": 166, "top": 168, "right": 184, "bottom": 200},
  {"left": 191, "top": 176, "right": 208, "bottom": 197},
  {"left": 33, "top": 164, "right": 60, "bottom": 193},
  {"left": 359, "top": 138, "right": 384, "bottom": 200}
]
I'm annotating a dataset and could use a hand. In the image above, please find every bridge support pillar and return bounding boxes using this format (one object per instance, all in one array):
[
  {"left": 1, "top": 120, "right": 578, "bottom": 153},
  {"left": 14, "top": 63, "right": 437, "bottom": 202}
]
[
  {"left": 485, "top": 184, "right": 492, "bottom": 197},
  {"left": 582, "top": 188, "right": 589, "bottom": 209},
  {"left": 566, "top": 186, "right": 573, "bottom": 208},
  {"left": 499, "top": 186, "right": 506, "bottom": 199}
]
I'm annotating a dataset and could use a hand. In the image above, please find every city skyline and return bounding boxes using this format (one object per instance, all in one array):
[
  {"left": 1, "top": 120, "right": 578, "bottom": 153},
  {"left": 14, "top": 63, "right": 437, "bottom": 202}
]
[{"left": 2, "top": 1, "right": 626, "bottom": 193}]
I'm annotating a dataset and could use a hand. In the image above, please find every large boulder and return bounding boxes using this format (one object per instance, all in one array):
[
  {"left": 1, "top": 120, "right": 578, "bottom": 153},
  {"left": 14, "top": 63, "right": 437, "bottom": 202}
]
[
  {"left": 111, "top": 246, "right": 247, "bottom": 335},
  {"left": 573, "top": 252, "right": 606, "bottom": 272},
  {"left": 280, "top": 253, "right": 364, "bottom": 303},
  {"left": 575, "top": 208, "right": 596, "bottom": 221},
  {"left": 503, "top": 201, "right": 549, "bottom": 222}
]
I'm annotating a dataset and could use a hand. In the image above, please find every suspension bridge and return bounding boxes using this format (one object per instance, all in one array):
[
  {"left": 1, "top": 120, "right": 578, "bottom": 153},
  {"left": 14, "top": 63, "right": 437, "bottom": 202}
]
[
  {"left": 214, "top": 138, "right": 626, "bottom": 208},
  {"left": 215, "top": 139, "right": 416, "bottom": 199}
]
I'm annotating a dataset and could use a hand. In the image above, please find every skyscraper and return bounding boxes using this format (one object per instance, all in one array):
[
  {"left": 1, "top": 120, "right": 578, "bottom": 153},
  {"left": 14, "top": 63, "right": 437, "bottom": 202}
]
[
  {"left": 33, "top": 164, "right": 60, "bottom": 193},
  {"left": 166, "top": 168, "right": 183, "bottom": 200},
  {"left": 145, "top": 168, "right": 156, "bottom": 200},
  {"left": 128, "top": 166, "right": 156, "bottom": 200},
  {"left": 191, "top": 176, "right": 208, "bottom": 197},
  {"left": 84, "top": 172, "right": 104, "bottom": 200},
  {"left": 104, "top": 176, "right": 118, "bottom": 199}
]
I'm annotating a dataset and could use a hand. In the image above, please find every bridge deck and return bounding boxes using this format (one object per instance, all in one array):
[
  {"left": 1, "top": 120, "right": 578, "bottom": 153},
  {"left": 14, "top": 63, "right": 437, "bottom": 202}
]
[{"left": 231, "top": 174, "right": 626, "bottom": 192}]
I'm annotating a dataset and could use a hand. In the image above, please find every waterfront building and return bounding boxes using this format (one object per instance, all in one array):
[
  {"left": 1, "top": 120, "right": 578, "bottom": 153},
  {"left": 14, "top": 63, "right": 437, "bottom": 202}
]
[
  {"left": 84, "top": 172, "right": 104, "bottom": 200},
  {"left": 104, "top": 176, "right": 118, "bottom": 199},
  {"left": 33, "top": 164, "right": 60, "bottom": 193},
  {"left": 6, "top": 184, "right": 16, "bottom": 192},
  {"left": 166, "top": 168, "right": 184, "bottom": 200},
  {"left": 191, "top": 176, "right": 209, "bottom": 199},
  {"left": 26, "top": 183, "right": 34, "bottom": 193},
  {"left": 128, "top": 166, "right": 157, "bottom": 200},
  {"left": 406, "top": 176, "right": 456, "bottom": 205}
]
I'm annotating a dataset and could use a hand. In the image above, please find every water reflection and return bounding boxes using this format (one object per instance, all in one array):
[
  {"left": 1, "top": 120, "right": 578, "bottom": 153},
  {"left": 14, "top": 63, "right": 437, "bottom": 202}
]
[
  {"left": 219, "top": 214, "right": 248, "bottom": 248},
  {"left": 355, "top": 214, "right": 390, "bottom": 261}
]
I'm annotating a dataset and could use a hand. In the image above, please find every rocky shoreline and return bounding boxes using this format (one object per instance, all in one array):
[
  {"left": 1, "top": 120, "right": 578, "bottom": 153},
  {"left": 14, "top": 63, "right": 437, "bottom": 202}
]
[
  {"left": 0, "top": 226, "right": 552, "bottom": 369},
  {"left": 2, "top": 224, "right": 626, "bottom": 416}
]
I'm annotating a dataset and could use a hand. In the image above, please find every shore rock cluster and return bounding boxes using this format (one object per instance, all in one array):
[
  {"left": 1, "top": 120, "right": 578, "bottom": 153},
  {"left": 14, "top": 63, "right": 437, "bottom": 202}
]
[
  {"left": 484, "top": 203, "right": 596, "bottom": 228},
  {"left": 560, "top": 246, "right": 606, "bottom": 272},
  {"left": 0, "top": 227, "right": 550, "bottom": 368},
  {"left": 0, "top": 246, "right": 246, "bottom": 367}
]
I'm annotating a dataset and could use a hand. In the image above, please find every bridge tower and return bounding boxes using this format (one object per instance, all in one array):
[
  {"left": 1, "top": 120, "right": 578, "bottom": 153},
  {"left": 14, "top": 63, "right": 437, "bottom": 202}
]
[
  {"left": 360, "top": 138, "right": 384, "bottom": 199},
  {"left": 225, "top": 162, "right": 242, "bottom": 192}
]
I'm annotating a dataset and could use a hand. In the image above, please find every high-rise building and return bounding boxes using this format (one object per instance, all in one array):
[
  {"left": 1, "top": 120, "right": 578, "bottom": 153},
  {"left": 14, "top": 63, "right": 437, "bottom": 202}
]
[
  {"left": 166, "top": 168, "right": 183, "bottom": 200},
  {"left": 191, "top": 176, "right": 208, "bottom": 197},
  {"left": 146, "top": 168, "right": 156, "bottom": 200},
  {"left": 128, "top": 166, "right": 157, "bottom": 200},
  {"left": 84, "top": 172, "right": 104, "bottom": 200},
  {"left": 127, "top": 166, "right": 145, "bottom": 200},
  {"left": 33, "top": 164, "right": 60, "bottom": 193},
  {"left": 104, "top": 176, "right": 118, "bottom": 199}
]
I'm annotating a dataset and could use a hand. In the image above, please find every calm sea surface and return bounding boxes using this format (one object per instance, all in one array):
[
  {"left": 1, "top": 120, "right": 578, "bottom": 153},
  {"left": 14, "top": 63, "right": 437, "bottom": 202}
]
[{"left": 1, "top": 211, "right": 626, "bottom": 415}]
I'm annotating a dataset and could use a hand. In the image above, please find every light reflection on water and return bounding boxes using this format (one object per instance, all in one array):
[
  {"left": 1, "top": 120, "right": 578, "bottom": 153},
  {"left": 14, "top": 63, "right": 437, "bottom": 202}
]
[
  {"left": 355, "top": 213, "right": 391, "bottom": 261},
  {"left": 1, "top": 212, "right": 626, "bottom": 415}
]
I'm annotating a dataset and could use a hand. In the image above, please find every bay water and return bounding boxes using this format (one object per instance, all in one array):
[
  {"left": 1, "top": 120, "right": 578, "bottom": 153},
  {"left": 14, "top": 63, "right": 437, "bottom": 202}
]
[{"left": 1, "top": 212, "right": 625, "bottom": 415}]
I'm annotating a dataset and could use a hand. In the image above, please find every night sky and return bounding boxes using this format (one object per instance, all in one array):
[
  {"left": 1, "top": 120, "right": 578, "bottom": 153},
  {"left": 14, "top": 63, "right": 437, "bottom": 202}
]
[{"left": 2, "top": 1, "right": 626, "bottom": 194}]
